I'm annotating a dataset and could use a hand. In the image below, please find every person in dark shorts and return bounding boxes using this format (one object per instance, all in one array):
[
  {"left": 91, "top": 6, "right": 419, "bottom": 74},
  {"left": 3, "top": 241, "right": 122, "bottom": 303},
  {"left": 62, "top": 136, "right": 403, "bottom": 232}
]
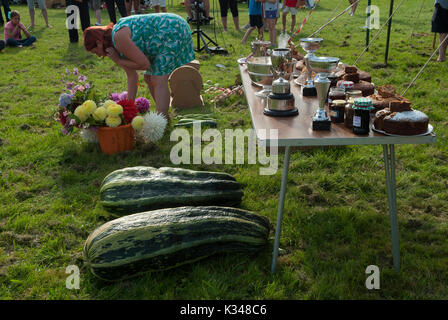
[
  {"left": 432, "top": 0, "right": 448, "bottom": 62},
  {"left": 0, "top": 0, "right": 11, "bottom": 27},
  {"left": 218, "top": 0, "right": 240, "bottom": 31},
  {"left": 241, "top": 0, "right": 263, "bottom": 44}
]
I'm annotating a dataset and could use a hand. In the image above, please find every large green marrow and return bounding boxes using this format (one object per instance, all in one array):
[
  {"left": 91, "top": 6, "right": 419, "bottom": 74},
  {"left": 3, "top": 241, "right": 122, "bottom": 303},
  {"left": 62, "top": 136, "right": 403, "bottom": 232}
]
[
  {"left": 100, "top": 167, "right": 244, "bottom": 214},
  {"left": 83, "top": 206, "right": 271, "bottom": 281}
]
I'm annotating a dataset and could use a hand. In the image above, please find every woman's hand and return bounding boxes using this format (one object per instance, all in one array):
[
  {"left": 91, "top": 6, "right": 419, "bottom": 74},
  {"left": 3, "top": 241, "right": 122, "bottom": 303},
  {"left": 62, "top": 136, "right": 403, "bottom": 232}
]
[{"left": 106, "top": 47, "right": 120, "bottom": 62}]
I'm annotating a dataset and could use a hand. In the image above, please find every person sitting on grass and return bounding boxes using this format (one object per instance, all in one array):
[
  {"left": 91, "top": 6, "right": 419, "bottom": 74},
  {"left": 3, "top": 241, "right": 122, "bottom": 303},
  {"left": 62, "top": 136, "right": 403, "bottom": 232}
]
[
  {"left": 4, "top": 10, "right": 36, "bottom": 47},
  {"left": 241, "top": 0, "right": 263, "bottom": 44}
]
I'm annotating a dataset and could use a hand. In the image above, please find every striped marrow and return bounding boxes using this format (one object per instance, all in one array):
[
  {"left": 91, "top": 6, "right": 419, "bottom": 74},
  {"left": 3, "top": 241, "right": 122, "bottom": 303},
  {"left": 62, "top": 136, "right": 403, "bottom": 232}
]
[
  {"left": 100, "top": 167, "right": 244, "bottom": 215},
  {"left": 83, "top": 206, "right": 271, "bottom": 281}
]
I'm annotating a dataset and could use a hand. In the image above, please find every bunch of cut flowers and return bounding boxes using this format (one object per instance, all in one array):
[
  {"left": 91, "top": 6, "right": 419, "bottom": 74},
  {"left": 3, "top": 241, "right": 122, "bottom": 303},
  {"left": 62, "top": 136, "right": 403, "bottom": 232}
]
[{"left": 55, "top": 70, "right": 167, "bottom": 144}]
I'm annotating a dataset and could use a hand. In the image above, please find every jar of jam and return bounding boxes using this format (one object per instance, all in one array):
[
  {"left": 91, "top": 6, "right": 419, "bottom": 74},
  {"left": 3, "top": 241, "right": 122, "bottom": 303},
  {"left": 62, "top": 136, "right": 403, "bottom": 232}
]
[
  {"left": 344, "top": 98, "right": 355, "bottom": 128},
  {"left": 330, "top": 100, "right": 346, "bottom": 123},
  {"left": 352, "top": 98, "right": 374, "bottom": 135},
  {"left": 328, "top": 87, "right": 346, "bottom": 103}
]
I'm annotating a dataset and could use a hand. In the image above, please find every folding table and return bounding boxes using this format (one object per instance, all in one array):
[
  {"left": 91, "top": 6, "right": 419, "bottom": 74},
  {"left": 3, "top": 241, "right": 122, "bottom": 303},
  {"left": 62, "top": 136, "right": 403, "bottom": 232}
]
[{"left": 239, "top": 63, "right": 437, "bottom": 273}]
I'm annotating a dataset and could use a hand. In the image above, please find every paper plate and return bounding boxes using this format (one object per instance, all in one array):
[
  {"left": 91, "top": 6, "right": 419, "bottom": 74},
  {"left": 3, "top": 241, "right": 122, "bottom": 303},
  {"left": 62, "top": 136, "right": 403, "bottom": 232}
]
[{"left": 372, "top": 124, "right": 433, "bottom": 137}]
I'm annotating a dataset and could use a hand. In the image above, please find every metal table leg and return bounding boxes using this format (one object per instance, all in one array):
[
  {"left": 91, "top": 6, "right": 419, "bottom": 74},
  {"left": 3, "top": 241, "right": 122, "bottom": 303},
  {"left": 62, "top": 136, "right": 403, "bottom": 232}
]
[
  {"left": 383, "top": 144, "right": 401, "bottom": 272},
  {"left": 271, "top": 146, "right": 291, "bottom": 274}
]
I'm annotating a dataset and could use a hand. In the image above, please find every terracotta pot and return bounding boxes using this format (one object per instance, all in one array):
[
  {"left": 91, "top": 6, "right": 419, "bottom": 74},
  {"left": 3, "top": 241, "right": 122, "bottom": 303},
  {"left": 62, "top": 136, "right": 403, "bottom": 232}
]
[{"left": 97, "top": 124, "right": 135, "bottom": 155}]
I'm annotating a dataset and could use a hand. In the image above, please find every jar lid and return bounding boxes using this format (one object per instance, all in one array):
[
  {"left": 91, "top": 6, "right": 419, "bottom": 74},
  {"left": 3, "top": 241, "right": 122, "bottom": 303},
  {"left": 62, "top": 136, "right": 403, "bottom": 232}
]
[
  {"left": 346, "top": 89, "right": 363, "bottom": 97},
  {"left": 353, "top": 97, "right": 374, "bottom": 110},
  {"left": 337, "top": 80, "right": 354, "bottom": 89},
  {"left": 332, "top": 100, "right": 346, "bottom": 106}
]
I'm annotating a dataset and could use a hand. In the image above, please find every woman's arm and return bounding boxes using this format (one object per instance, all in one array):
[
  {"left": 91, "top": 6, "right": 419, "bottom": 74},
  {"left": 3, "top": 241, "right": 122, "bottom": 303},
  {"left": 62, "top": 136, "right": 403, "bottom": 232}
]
[
  {"left": 20, "top": 23, "right": 32, "bottom": 38},
  {"left": 108, "top": 27, "right": 150, "bottom": 71},
  {"left": 123, "top": 66, "right": 139, "bottom": 101}
]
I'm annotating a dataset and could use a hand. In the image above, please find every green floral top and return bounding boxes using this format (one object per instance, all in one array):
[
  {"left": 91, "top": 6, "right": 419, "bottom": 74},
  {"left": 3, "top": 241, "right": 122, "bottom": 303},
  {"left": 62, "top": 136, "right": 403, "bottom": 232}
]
[{"left": 112, "top": 13, "right": 195, "bottom": 76}]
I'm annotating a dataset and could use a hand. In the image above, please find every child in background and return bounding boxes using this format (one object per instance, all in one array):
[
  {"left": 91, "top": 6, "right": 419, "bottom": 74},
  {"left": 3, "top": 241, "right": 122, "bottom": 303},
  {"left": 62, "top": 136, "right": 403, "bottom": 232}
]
[
  {"left": 263, "top": 0, "right": 279, "bottom": 47},
  {"left": 282, "top": 0, "right": 305, "bottom": 34},
  {"left": 90, "top": 0, "right": 102, "bottom": 26},
  {"left": 151, "top": 0, "right": 167, "bottom": 13},
  {"left": 241, "top": 0, "right": 263, "bottom": 44},
  {"left": 348, "top": 0, "right": 359, "bottom": 16},
  {"left": 4, "top": 10, "right": 36, "bottom": 47}
]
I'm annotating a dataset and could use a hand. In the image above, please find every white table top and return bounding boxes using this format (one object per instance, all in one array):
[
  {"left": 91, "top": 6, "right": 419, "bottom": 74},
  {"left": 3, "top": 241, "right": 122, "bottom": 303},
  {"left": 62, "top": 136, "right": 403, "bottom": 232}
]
[{"left": 239, "top": 63, "right": 437, "bottom": 147}]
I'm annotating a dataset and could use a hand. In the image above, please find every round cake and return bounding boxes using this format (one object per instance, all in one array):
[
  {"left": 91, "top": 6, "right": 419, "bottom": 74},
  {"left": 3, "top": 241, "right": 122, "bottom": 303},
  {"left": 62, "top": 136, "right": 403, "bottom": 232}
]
[{"left": 382, "top": 110, "right": 429, "bottom": 135}]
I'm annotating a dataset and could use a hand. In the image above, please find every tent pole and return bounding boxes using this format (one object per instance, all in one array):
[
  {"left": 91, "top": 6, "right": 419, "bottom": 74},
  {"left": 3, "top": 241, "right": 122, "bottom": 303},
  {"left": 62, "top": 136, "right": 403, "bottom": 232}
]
[
  {"left": 366, "top": 0, "right": 371, "bottom": 51},
  {"left": 385, "top": 0, "right": 394, "bottom": 65}
]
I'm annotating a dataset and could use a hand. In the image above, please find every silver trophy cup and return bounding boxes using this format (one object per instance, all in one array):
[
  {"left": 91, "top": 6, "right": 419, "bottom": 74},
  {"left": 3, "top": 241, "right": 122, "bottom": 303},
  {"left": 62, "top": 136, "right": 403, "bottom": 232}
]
[
  {"left": 308, "top": 56, "right": 340, "bottom": 131},
  {"left": 299, "top": 37, "right": 323, "bottom": 96}
]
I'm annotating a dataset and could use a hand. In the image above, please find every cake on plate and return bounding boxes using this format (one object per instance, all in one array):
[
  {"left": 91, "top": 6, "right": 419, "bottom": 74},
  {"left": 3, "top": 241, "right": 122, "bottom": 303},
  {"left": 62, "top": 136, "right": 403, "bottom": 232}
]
[{"left": 374, "top": 108, "right": 429, "bottom": 135}]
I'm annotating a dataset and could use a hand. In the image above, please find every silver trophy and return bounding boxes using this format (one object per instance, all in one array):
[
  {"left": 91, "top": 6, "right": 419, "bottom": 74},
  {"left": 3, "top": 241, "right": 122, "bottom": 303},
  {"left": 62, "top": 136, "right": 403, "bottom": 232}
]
[
  {"left": 247, "top": 56, "right": 273, "bottom": 98},
  {"left": 299, "top": 37, "right": 323, "bottom": 96},
  {"left": 308, "top": 56, "right": 340, "bottom": 131},
  {"left": 270, "top": 48, "right": 294, "bottom": 80},
  {"left": 264, "top": 48, "right": 298, "bottom": 117}
]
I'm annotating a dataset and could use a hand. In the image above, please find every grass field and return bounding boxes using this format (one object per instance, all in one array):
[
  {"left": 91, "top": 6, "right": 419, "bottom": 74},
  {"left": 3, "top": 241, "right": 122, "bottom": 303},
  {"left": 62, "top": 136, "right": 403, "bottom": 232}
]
[{"left": 0, "top": 0, "right": 447, "bottom": 300}]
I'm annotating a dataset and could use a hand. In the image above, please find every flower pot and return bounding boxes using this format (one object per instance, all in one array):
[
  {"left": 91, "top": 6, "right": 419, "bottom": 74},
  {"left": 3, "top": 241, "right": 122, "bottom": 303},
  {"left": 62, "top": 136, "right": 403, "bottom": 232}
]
[{"left": 97, "top": 124, "right": 135, "bottom": 155}]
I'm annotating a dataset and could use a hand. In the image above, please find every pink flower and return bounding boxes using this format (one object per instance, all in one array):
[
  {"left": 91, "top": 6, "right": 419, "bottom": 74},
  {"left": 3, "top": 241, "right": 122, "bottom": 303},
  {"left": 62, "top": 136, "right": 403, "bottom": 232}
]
[
  {"left": 119, "top": 91, "right": 128, "bottom": 101},
  {"left": 111, "top": 92, "right": 120, "bottom": 102},
  {"left": 73, "top": 68, "right": 79, "bottom": 75},
  {"left": 84, "top": 83, "right": 91, "bottom": 89},
  {"left": 135, "top": 97, "right": 150, "bottom": 113},
  {"left": 78, "top": 75, "right": 87, "bottom": 82}
]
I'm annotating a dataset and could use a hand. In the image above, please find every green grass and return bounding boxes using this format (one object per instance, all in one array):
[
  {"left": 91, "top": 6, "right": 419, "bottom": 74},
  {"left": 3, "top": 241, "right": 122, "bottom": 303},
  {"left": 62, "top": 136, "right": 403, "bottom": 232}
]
[{"left": 1, "top": 1, "right": 448, "bottom": 299}]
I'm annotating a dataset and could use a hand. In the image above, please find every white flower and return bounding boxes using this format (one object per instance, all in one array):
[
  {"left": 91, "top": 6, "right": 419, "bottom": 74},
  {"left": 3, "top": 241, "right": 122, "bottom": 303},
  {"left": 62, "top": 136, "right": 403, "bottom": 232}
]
[
  {"left": 79, "top": 128, "right": 98, "bottom": 143},
  {"left": 138, "top": 111, "right": 167, "bottom": 142}
]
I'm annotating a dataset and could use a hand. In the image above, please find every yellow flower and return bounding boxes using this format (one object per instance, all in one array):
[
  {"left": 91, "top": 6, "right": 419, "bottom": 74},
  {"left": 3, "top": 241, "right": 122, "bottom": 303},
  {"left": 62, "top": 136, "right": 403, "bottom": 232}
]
[
  {"left": 131, "top": 115, "right": 145, "bottom": 131},
  {"left": 82, "top": 100, "right": 97, "bottom": 115},
  {"left": 92, "top": 106, "right": 107, "bottom": 121},
  {"left": 74, "top": 105, "right": 89, "bottom": 122},
  {"left": 102, "top": 100, "right": 116, "bottom": 109},
  {"left": 105, "top": 116, "right": 122, "bottom": 128},
  {"left": 107, "top": 104, "right": 123, "bottom": 117}
]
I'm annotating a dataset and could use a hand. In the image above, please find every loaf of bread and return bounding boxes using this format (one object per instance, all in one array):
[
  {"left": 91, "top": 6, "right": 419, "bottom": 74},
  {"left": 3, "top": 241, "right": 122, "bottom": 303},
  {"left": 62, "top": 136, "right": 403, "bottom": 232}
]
[
  {"left": 378, "top": 84, "right": 396, "bottom": 98},
  {"left": 358, "top": 71, "right": 372, "bottom": 83},
  {"left": 353, "top": 80, "right": 375, "bottom": 96},
  {"left": 345, "top": 65, "right": 358, "bottom": 74},
  {"left": 389, "top": 95, "right": 411, "bottom": 112},
  {"left": 343, "top": 73, "right": 360, "bottom": 83}
]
